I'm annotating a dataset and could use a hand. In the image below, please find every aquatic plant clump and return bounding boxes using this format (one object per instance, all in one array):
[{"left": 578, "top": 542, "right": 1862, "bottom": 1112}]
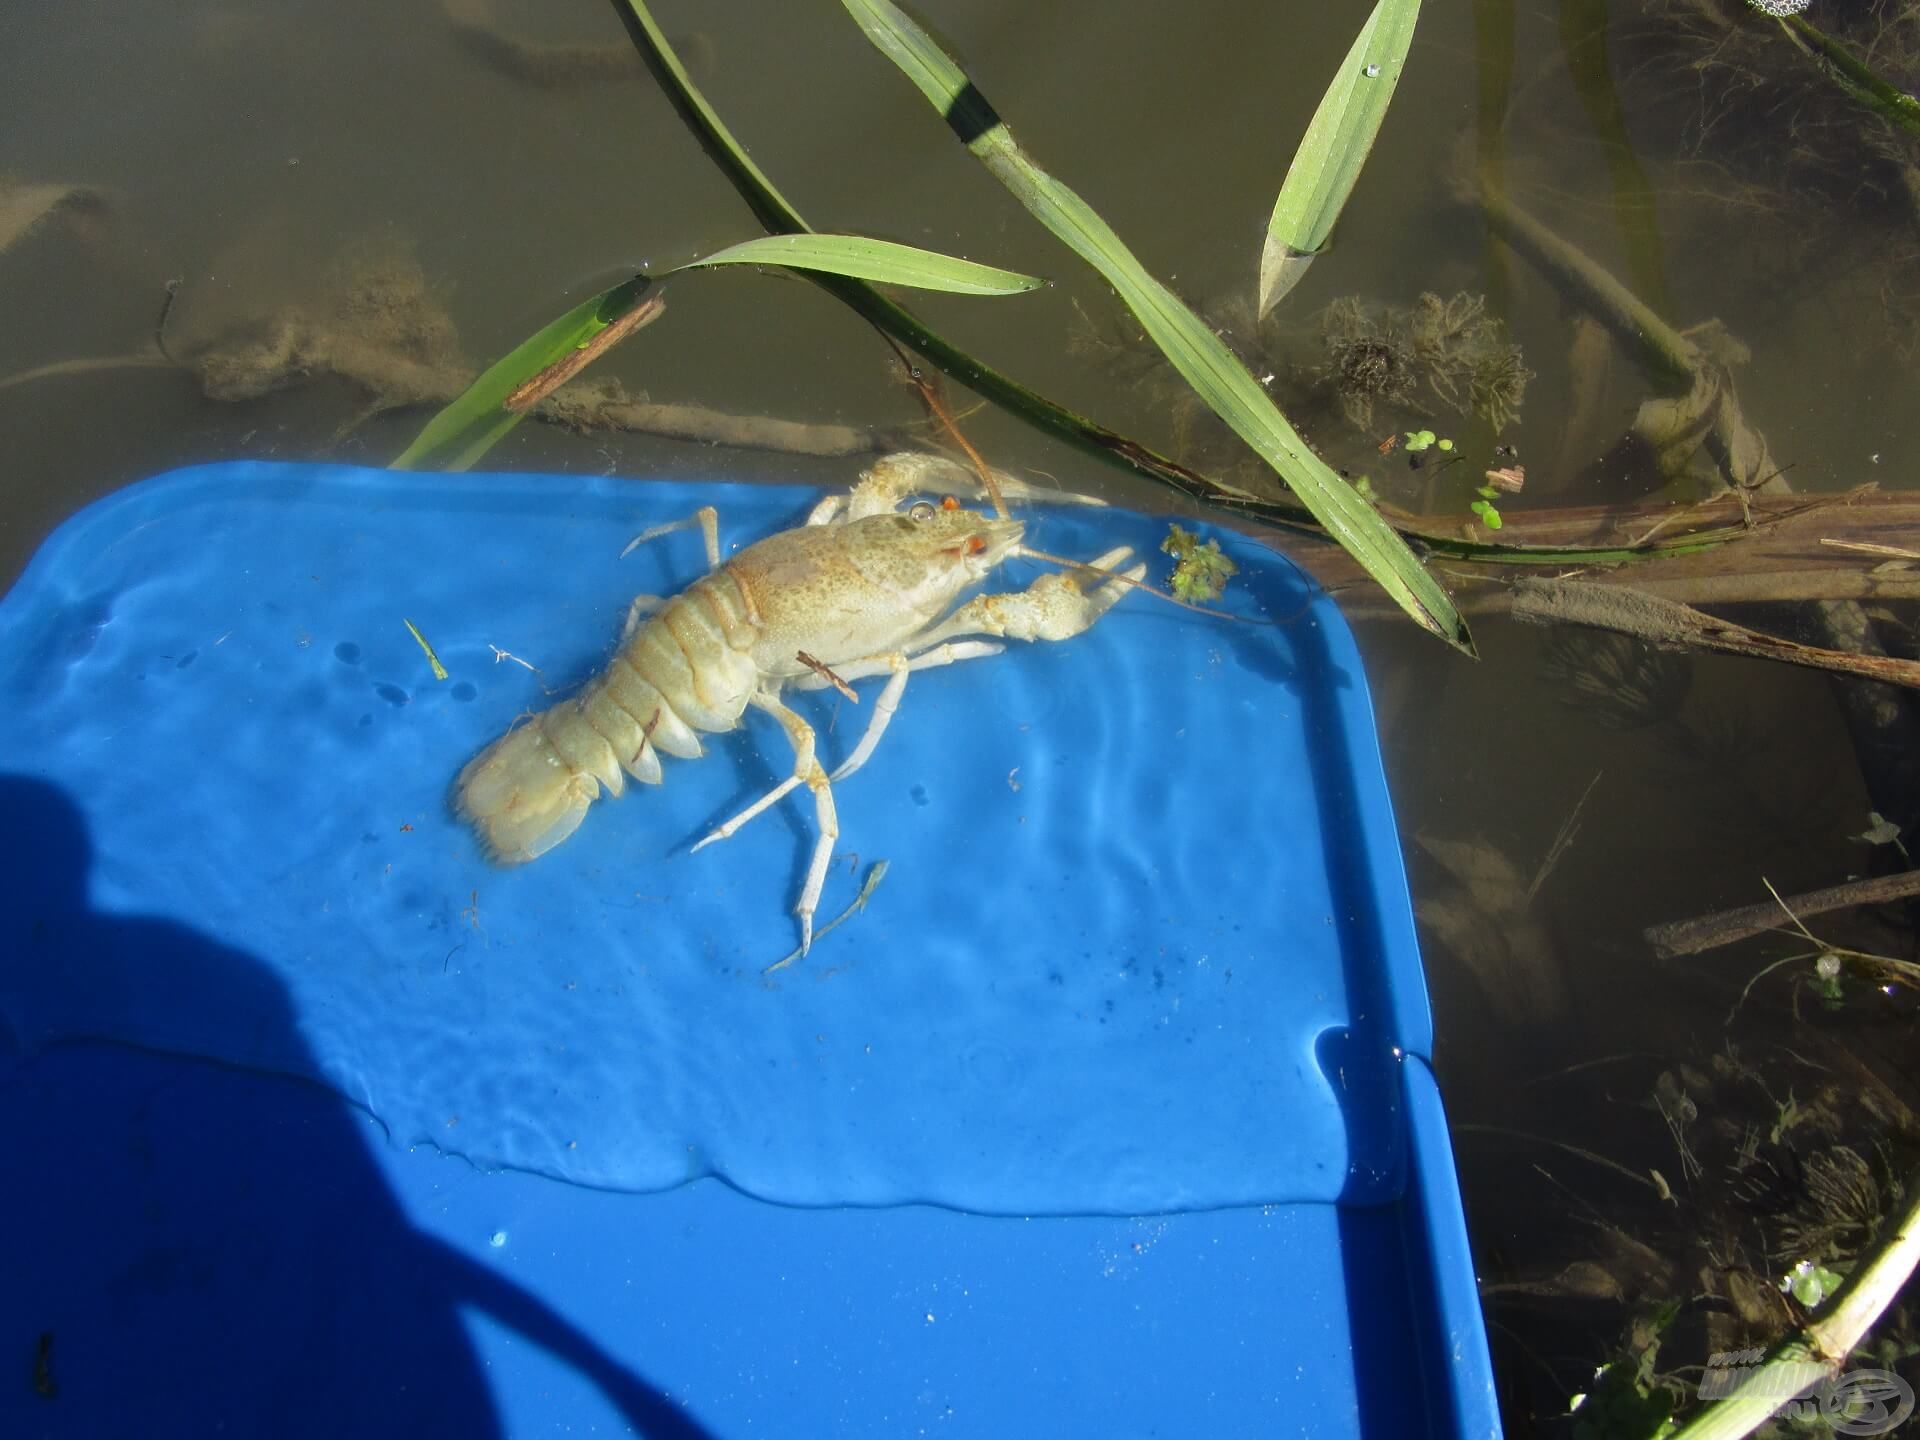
[
  {"left": 1317, "top": 291, "right": 1534, "bottom": 431},
  {"left": 1633, "top": 0, "right": 1920, "bottom": 300}
]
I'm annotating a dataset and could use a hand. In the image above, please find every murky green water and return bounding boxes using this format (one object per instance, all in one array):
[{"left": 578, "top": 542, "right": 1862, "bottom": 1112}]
[{"left": 5, "top": 0, "right": 1917, "bottom": 1428}]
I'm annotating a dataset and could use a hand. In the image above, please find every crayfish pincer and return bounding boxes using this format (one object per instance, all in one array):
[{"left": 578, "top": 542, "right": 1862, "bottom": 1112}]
[{"left": 455, "top": 452, "right": 1142, "bottom": 955}]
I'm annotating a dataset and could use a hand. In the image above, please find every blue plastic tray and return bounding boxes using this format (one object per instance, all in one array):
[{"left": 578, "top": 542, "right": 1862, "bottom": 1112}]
[{"left": 0, "top": 462, "right": 1498, "bottom": 1437}]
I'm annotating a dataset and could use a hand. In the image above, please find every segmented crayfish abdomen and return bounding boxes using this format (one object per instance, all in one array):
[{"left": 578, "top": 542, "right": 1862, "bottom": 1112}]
[
  {"left": 454, "top": 708, "right": 603, "bottom": 863},
  {"left": 454, "top": 576, "right": 760, "bottom": 864}
]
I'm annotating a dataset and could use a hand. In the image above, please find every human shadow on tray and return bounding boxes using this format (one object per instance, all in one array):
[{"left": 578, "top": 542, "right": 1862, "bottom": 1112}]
[{"left": 0, "top": 774, "right": 717, "bottom": 1440}]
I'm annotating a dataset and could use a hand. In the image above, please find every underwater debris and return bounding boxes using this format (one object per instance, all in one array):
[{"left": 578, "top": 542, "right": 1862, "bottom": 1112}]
[
  {"left": 1772, "top": 1144, "right": 1891, "bottom": 1262},
  {"left": 193, "top": 245, "right": 465, "bottom": 416},
  {"left": 1621, "top": 0, "right": 1920, "bottom": 343},
  {"left": 1487, "top": 1036, "right": 1920, "bottom": 1434},
  {"left": 440, "top": 0, "right": 645, "bottom": 88},
  {"left": 1317, "top": 291, "right": 1533, "bottom": 431},
  {"left": 1518, "top": 579, "right": 1920, "bottom": 690},
  {"left": 0, "top": 180, "right": 109, "bottom": 260},
  {"left": 1412, "top": 832, "right": 1572, "bottom": 1027},
  {"left": 1539, "top": 627, "right": 1694, "bottom": 730},
  {"left": 92, "top": 240, "right": 894, "bottom": 457}
]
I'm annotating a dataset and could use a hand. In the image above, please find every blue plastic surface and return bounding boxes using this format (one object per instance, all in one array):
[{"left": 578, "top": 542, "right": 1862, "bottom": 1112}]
[
  {"left": 0, "top": 463, "right": 1429, "bottom": 1216},
  {"left": 1, "top": 1041, "right": 1498, "bottom": 1439},
  {"left": 0, "top": 463, "right": 1500, "bottom": 1438}
]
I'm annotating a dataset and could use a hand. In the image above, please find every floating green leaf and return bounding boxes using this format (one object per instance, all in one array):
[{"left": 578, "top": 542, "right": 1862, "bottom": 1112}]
[
  {"left": 841, "top": 0, "right": 1470, "bottom": 652},
  {"left": 1780, "top": 1259, "right": 1845, "bottom": 1309},
  {"left": 1258, "top": 0, "right": 1422, "bottom": 315},
  {"left": 394, "top": 234, "right": 1043, "bottom": 472},
  {"left": 1161, "top": 524, "right": 1240, "bottom": 603},
  {"left": 403, "top": 618, "right": 449, "bottom": 681}
]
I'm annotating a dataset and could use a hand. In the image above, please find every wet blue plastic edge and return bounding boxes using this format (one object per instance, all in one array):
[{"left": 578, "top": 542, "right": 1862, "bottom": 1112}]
[
  {"left": 1403, "top": 1054, "right": 1504, "bottom": 1438},
  {"left": 1330, "top": 600, "right": 1435, "bottom": 1063}
]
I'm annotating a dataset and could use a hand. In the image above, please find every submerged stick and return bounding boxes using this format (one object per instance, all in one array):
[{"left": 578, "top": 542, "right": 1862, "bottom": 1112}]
[
  {"left": 1510, "top": 578, "right": 1920, "bottom": 690},
  {"left": 1646, "top": 870, "right": 1920, "bottom": 959},
  {"left": 505, "top": 293, "right": 666, "bottom": 413},
  {"left": 1779, "top": 13, "right": 1920, "bottom": 138}
]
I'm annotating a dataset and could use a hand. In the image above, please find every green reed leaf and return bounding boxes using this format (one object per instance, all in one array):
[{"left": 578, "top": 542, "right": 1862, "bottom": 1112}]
[
  {"left": 393, "top": 232, "right": 1040, "bottom": 472},
  {"left": 841, "top": 0, "right": 1472, "bottom": 653},
  {"left": 1260, "top": 0, "right": 1421, "bottom": 316},
  {"left": 392, "top": 278, "right": 650, "bottom": 472}
]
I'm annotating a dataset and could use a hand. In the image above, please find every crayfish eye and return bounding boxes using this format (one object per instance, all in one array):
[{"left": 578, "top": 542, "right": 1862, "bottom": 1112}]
[{"left": 908, "top": 501, "right": 937, "bottom": 522}]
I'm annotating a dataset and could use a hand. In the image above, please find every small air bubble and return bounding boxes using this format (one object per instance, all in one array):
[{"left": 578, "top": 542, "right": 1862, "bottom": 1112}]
[
  {"left": 489, "top": 1230, "right": 508, "bottom": 1248},
  {"left": 1364, "top": 63, "right": 1381, "bottom": 78}
]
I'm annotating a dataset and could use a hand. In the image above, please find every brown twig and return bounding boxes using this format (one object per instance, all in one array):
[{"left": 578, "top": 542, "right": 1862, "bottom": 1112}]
[
  {"left": 504, "top": 291, "right": 666, "bottom": 413},
  {"left": 1646, "top": 870, "right": 1920, "bottom": 959},
  {"left": 1820, "top": 537, "right": 1920, "bottom": 561},
  {"left": 795, "top": 650, "right": 858, "bottom": 702}
]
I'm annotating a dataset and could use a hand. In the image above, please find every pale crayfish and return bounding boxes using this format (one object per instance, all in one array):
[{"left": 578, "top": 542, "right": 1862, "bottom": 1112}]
[{"left": 455, "top": 452, "right": 1143, "bottom": 953}]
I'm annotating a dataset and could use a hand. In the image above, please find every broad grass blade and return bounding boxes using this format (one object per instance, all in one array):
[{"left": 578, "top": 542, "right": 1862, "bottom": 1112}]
[
  {"left": 842, "top": 0, "right": 1471, "bottom": 653},
  {"left": 392, "top": 278, "right": 649, "bottom": 472},
  {"left": 1259, "top": 0, "right": 1421, "bottom": 316},
  {"left": 394, "top": 235, "right": 1040, "bottom": 472},
  {"left": 686, "top": 234, "right": 1042, "bottom": 295}
]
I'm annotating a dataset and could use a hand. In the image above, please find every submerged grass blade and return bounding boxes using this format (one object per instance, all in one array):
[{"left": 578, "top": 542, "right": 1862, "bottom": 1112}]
[
  {"left": 395, "top": 234, "right": 1040, "bottom": 471},
  {"left": 842, "top": 0, "right": 1471, "bottom": 652},
  {"left": 1782, "top": 13, "right": 1920, "bottom": 136},
  {"left": 607, "top": 0, "right": 1291, "bottom": 521},
  {"left": 1260, "top": 0, "right": 1421, "bottom": 315}
]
